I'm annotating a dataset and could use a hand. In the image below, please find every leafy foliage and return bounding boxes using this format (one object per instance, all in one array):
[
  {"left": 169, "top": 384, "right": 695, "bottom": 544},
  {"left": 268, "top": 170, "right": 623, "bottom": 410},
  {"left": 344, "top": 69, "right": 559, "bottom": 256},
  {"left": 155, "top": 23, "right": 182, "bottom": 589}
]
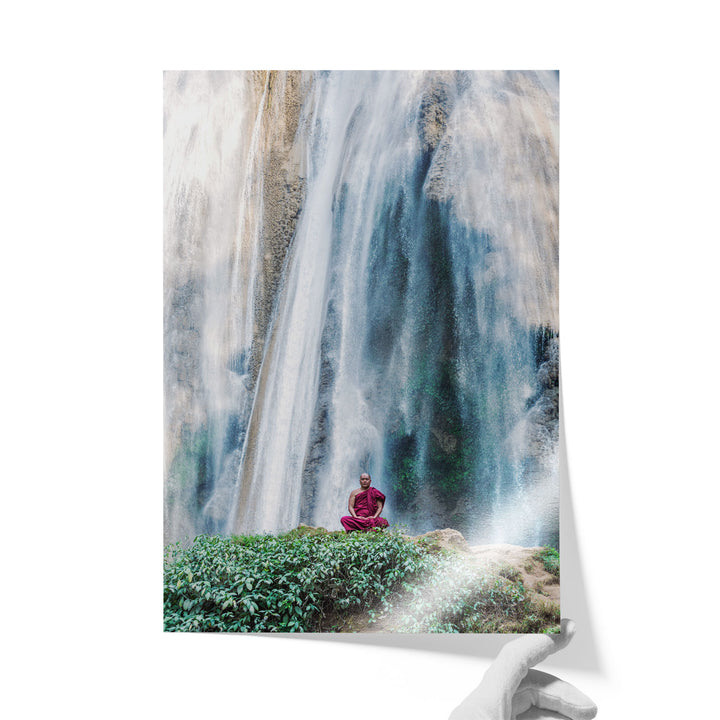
[
  {"left": 533, "top": 546, "right": 560, "bottom": 578},
  {"left": 164, "top": 531, "right": 431, "bottom": 632},
  {"left": 393, "top": 553, "right": 559, "bottom": 634},
  {"left": 164, "top": 531, "right": 560, "bottom": 634}
]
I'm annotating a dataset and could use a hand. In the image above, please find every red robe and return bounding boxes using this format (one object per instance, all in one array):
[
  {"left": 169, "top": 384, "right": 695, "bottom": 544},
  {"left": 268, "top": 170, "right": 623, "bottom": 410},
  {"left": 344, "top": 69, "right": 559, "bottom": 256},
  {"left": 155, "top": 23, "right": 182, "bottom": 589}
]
[{"left": 341, "top": 487, "right": 389, "bottom": 532}]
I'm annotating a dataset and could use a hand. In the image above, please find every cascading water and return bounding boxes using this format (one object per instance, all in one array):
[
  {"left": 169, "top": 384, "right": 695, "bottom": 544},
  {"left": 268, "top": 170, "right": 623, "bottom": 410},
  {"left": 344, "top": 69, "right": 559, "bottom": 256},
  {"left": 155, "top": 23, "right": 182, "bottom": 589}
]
[{"left": 164, "top": 70, "right": 559, "bottom": 547}]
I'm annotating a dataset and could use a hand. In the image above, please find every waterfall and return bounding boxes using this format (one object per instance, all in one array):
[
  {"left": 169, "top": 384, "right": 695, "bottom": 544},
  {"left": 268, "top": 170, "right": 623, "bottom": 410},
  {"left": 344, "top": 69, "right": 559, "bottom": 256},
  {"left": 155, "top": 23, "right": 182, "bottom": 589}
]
[{"left": 164, "top": 70, "right": 559, "bottom": 547}]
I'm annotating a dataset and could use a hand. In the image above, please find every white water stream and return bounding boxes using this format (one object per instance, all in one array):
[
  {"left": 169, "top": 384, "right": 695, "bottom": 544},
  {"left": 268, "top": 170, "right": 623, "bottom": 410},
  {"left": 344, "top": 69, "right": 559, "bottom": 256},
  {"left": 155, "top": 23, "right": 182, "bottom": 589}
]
[{"left": 164, "top": 71, "right": 559, "bottom": 546}]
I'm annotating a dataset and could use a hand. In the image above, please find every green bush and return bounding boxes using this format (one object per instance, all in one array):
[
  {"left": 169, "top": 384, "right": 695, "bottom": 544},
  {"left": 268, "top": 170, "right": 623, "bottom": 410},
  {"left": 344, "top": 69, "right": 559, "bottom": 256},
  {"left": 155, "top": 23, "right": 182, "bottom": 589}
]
[
  {"left": 393, "top": 555, "right": 559, "bottom": 633},
  {"left": 164, "top": 532, "right": 560, "bottom": 634},
  {"left": 534, "top": 546, "right": 560, "bottom": 578},
  {"left": 164, "top": 531, "right": 432, "bottom": 632}
]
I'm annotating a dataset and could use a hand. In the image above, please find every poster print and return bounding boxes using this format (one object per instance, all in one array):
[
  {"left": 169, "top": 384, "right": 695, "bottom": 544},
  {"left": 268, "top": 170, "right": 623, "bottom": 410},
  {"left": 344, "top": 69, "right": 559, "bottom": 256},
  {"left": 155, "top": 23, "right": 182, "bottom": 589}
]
[{"left": 164, "top": 71, "right": 560, "bottom": 633}]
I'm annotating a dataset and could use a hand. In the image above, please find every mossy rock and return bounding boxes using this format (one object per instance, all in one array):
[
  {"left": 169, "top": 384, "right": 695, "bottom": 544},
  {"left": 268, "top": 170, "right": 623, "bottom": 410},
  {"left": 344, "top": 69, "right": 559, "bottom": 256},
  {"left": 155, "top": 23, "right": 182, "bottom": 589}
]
[{"left": 284, "top": 524, "right": 332, "bottom": 538}]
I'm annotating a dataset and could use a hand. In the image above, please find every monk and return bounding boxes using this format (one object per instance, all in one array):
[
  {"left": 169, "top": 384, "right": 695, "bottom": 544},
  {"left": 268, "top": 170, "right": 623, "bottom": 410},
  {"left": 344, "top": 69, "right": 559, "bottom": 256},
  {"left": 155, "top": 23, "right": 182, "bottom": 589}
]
[{"left": 340, "top": 473, "right": 389, "bottom": 532}]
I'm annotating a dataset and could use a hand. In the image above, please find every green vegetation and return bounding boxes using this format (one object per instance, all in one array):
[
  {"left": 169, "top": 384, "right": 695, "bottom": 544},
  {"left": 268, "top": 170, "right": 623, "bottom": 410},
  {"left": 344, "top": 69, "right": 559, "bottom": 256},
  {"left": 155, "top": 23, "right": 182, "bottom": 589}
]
[
  {"left": 393, "top": 554, "right": 559, "bottom": 634},
  {"left": 164, "top": 530, "right": 429, "bottom": 632},
  {"left": 497, "top": 564, "right": 522, "bottom": 582},
  {"left": 164, "top": 530, "right": 560, "bottom": 634},
  {"left": 533, "top": 546, "right": 560, "bottom": 579}
]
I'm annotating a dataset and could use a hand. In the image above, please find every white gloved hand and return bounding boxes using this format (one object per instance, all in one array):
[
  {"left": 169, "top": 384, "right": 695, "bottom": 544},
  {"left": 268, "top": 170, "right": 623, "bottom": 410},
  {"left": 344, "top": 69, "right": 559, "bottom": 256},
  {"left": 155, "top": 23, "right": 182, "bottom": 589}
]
[{"left": 449, "top": 619, "right": 597, "bottom": 720}]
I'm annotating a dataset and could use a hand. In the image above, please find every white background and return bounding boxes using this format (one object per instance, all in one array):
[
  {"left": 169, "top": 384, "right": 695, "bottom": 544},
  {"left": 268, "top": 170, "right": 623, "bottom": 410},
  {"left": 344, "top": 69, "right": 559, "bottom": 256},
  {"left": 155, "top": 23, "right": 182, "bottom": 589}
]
[{"left": 3, "top": 3, "right": 718, "bottom": 718}]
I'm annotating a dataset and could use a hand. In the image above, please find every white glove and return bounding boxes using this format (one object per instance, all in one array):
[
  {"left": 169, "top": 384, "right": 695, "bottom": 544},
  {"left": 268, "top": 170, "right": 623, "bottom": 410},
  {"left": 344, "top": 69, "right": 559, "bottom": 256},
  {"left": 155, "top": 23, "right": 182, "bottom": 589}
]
[{"left": 449, "top": 619, "right": 597, "bottom": 720}]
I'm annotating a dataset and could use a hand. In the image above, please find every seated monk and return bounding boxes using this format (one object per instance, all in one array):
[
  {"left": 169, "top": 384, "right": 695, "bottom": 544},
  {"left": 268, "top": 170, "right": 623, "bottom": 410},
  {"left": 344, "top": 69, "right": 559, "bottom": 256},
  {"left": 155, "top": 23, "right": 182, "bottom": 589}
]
[{"left": 340, "top": 473, "right": 389, "bottom": 532}]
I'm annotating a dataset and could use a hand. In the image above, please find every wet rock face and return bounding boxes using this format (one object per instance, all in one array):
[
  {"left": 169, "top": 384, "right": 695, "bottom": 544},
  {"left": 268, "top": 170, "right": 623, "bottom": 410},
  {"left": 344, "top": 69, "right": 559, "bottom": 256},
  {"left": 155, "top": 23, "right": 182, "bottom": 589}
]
[
  {"left": 252, "top": 71, "right": 308, "bottom": 381},
  {"left": 430, "top": 426, "right": 458, "bottom": 454},
  {"left": 164, "top": 180, "right": 210, "bottom": 470},
  {"left": 535, "top": 333, "right": 559, "bottom": 423},
  {"left": 299, "top": 299, "right": 340, "bottom": 523},
  {"left": 164, "top": 72, "right": 309, "bottom": 540},
  {"left": 419, "top": 83, "right": 453, "bottom": 152},
  {"left": 524, "top": 332, "right": 560, "bottom": 465},
  {"left": 417, "top": 72, "right": 466, "bottom": 153}
]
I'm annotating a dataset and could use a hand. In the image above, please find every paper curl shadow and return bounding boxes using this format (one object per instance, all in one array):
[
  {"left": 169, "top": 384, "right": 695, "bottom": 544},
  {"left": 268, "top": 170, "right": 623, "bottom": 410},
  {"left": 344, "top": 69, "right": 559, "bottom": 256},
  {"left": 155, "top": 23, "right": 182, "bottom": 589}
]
[{"left": 259, "top": 386, "right": 602, "bottom": 672}]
